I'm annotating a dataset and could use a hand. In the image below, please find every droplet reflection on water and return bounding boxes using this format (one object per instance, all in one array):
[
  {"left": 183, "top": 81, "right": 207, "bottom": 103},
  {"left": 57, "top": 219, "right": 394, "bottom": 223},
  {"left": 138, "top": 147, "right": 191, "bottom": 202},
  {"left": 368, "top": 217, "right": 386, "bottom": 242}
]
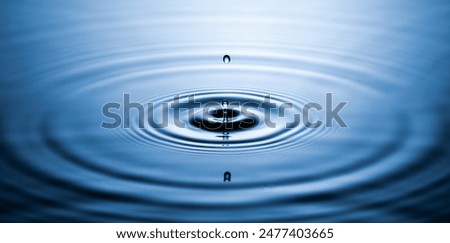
[{"left": 224, "top": 171, "right": 231, "bottom": 182}]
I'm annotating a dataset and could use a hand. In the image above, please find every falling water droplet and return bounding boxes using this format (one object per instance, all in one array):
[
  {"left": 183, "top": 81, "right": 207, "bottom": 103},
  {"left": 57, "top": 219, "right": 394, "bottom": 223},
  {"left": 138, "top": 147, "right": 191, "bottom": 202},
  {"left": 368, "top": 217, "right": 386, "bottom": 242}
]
[
  {"left": 224, "top": 171, "right": 231, "bottom": 182},
  {"left": 222, "top": 100, "right": 229, "bottom": 108},
  {"left": 223, "top": 55, "right": 231, "bottom": 64}
]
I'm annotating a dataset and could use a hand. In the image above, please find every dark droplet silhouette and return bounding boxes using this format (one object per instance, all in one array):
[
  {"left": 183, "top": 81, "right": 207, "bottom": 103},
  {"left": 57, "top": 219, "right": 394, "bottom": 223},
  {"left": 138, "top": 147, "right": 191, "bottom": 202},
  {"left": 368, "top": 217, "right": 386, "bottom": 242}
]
[
  {"left": 224, "top": 171, "right": 231, "bottom": 182},
  {"left": 223, "top": 55, "right": 231, "bottom": 64}
]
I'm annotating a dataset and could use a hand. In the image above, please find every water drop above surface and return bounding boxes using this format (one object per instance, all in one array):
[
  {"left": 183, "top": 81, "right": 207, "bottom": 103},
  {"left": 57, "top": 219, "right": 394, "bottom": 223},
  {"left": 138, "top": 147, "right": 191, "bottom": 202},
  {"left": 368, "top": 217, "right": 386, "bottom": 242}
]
[{"left": 223, "top": 55, "right": 231, "bottom": 64}]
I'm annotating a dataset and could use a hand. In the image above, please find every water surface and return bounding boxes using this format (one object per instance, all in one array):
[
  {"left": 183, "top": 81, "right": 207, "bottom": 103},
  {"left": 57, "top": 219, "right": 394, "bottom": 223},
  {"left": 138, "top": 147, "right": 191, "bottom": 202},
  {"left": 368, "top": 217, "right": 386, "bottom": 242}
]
[{"left": 0, "top": 0, "right": 449, "bottom": 222}]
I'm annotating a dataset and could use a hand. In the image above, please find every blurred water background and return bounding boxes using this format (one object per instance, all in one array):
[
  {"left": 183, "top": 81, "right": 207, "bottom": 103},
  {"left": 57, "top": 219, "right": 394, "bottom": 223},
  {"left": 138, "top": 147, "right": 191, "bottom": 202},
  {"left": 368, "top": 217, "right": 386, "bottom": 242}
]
[{"left": 0, "top": 0, "right": 449, "bottom": 222}]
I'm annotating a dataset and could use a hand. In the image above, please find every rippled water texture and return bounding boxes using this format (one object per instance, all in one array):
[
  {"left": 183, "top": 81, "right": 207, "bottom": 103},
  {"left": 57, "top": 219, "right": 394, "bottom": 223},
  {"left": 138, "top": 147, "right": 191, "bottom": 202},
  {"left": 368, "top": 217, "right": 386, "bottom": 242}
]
[{"left": 1, "top": 0, "right": 449, "bottom": 222}]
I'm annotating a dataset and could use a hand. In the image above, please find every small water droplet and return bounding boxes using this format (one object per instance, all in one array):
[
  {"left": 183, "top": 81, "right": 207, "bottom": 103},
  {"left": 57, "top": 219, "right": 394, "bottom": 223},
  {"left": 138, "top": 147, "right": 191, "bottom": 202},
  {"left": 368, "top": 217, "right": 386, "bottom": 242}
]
[
  {"left": 222, "top": 100, "right": 229, "bottom": 108},
  {"left": 224, "top": 171, "right": 231, "bottom": 182},
  {"left": 223, "top": 55, "right": 231, "bottom": 64}
]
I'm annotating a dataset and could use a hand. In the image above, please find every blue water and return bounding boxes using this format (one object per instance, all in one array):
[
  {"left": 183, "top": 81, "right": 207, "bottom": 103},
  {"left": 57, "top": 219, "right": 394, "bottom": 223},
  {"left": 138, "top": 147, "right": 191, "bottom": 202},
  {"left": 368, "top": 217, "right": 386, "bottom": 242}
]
[{"left": 0, "top": 0, "right": 449, "bottom": 222}]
